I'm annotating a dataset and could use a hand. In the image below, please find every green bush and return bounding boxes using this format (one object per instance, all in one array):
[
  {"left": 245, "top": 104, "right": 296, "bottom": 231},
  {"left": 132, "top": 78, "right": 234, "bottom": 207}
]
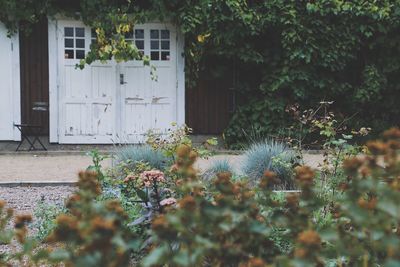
[
  {"left": 116, "top": 145, "right": 170, "bottom": 171},
  {"left": 202, "top": 158, "right": 235, "bottom": 181},
  {"left": 1, "top": 128, "right": 400, "bottom": 267},
  {"left": 33, "top": 200, "right": 67, "bottom": 241},
  {"left": 242, "top": 139, "right": 296, "bottom": 189}
]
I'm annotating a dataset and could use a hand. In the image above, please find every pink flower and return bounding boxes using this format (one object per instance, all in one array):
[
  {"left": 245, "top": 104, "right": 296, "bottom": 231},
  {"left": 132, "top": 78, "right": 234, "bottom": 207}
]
[
  {"left": 140, "top": 170, "right": 165, "bottom": 187},
  {"left": 124, "top": 174, "right": 137, "bottom": 183},
  {"left": 160, "top": 197, "right": 177, "bottom": 206}
]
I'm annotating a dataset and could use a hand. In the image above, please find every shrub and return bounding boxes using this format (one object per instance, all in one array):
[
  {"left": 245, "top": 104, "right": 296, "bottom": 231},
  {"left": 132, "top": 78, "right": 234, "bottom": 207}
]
[
  {"left": 202, "top": 159, "right": 235, "bottom": 181},
  {"left": 45, "top": 171, "right": 138, "bottom": 267},
  {"left": 116, "top": 145, "right": 170, "bottom": 171},
  {"left": 1, "top": 128, "right": 400, "bottom": 267},
  {"left": 242, "top": 139, "right": 296, "bottom": 189},
  {"left": 33, "top": 200, "right": 67, "bottom": 241}
]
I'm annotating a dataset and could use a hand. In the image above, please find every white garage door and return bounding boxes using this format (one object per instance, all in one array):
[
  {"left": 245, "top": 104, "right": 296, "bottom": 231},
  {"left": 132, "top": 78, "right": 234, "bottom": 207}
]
[
  {"left": 0, "top": 23, "right": 20, "bottom": 141},
  {"left": 56, "top": 21, "right": 178, "bottom": 143}
]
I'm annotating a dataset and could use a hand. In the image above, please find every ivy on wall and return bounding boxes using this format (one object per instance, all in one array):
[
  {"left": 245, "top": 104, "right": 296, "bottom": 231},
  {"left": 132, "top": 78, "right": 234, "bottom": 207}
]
[{"left": 1, "top": 0, "right": 400, "bottom": 146}]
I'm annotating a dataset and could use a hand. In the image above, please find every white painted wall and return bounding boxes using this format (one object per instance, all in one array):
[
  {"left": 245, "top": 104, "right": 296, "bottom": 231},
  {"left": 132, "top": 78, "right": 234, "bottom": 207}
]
[{"left": 0, "top": 23, "right": 20, "bottom": 141}]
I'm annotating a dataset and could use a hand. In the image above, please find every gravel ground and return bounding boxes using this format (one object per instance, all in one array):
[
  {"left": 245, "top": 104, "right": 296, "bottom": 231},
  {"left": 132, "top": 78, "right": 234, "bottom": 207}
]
[
  {"left": 0, "top": 186, "right": 75, "bottom": 256},
  {"left": 0, "top": 185, "right": 75, "bottom": 214}
]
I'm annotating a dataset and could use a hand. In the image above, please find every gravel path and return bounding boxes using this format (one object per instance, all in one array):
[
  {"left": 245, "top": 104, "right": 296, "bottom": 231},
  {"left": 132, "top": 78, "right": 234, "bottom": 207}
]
[
  {"left": 0, "top": 185, "right": 75, "bottom": 214},
  {"left": 0, "top": 186, "right": 75, "bottom": 256}
]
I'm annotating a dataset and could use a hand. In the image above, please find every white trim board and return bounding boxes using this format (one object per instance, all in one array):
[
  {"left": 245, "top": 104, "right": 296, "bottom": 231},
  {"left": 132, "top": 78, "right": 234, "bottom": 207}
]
[{"left": 48, "top": 18, "right": 59, "bottom": 143}]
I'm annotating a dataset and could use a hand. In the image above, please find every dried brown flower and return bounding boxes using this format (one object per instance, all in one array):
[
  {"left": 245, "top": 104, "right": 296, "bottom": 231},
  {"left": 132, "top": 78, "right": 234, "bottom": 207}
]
[
  {"left": 295, "top": 166, "right": 315, "bottom": 186},
  {"left": 176, "top": 144, "right": 191, "bottom": 157},
  {"left": 343, "top": 157, "right": 363, "bottom": 173},
  {"left": 14, "top": 214, "right": 32, "bottom": 229},
  {"left": 357, "top": 197, "right": 377, "bottom": 210},
  {"left": 179, "top": 195, "right": 197, "bottom": 211},
  {"left": 78, "top": 171, "right": 102, "bottom": 195},
  {"left": 91, "top": 216, "right": 117, "bottom": 232},
  {"left": 152, "top": 215, "right": 168, "bottom": 232},
  {"left": 294, "top": 248, "right": 308, "bottom": 258},
  {"left": 240, "top": 257, "right": 267, "bottom": 267},
  {"left": 366, "top": 141, "right": 389, "bottom": 155},
  {"left": 383, "top": 127, "right": 400, "bottom": 139},
  {"left": 297, "top": 230, "right": 321, "bottom": 247}
]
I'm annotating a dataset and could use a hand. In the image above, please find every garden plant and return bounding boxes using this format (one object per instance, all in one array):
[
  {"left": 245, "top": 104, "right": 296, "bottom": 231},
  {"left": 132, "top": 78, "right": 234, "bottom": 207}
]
[{"left": 0, "top": 127, "right": 400, "bottom": 266}]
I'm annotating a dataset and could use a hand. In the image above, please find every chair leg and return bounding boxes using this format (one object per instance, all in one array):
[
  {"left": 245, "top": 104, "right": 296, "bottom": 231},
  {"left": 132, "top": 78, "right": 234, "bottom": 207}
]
[
  {"left": 15, "top": 136, "right": 25, "bottom": 151},
  {"left": 30, "top": 127, "right": 47, "bottom": 151}
]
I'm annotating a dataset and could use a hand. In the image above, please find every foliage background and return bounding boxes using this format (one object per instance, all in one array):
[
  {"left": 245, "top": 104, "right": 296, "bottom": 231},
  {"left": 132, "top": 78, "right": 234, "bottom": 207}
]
[{"left": 1, "top": 0, "right": 399, "bottom": 145}]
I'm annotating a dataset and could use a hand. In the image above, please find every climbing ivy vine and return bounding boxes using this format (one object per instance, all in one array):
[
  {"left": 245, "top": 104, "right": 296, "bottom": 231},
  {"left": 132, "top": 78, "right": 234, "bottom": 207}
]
[{"left": 1, "top": 0, "right": 400, "bottom": 146}]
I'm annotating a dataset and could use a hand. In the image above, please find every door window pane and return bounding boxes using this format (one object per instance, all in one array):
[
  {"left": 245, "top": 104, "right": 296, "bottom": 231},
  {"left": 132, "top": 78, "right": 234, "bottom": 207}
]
[
  {"left": 65, "top": 38, "right": 73, "bottom": 48},
  {"left": 151, "top": 40, "right": 159, "bottom": 50},
  {"left": 64, "top": 27, "right": 86, "bottom": 59},
  {"left": 150, "top": 29, "right": 170, "bottom": 61},
  {"left": 76, "top": 50, "right": 85, "bottom": 59},
  {"left": 75, "top": 27, "right": 85, "bottom": 37},
  {"left": 135, "top": 29, "right": 144, "bottom": 39},
  {"left": 76, "top": 39, "right": 85, "bottom": 48},
  {"left": 161, "top": 40, "right": 169, "bottom": 50},
  {"left": 64, "top": 27, "right": 73, "bottom": 37},
  {"left": 151, "top": 51, "right": 159, "bottom": 60},
  {"left": 65, "top": 50, "right": 74, "bottom": 59},
  {"left": 150, "top": 30, "right": 159, "bottom": 39}
]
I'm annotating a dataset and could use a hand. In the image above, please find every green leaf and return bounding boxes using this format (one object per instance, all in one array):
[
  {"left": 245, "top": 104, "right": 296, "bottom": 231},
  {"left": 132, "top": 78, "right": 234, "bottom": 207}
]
[{"left": 141, "top": 245, "right": 167, "bottom": 267}]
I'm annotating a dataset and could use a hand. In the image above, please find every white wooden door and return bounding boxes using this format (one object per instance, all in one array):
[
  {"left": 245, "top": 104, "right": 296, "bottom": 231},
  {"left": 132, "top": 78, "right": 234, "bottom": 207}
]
[
  {"left": 0, "top": 23, "right": 20, "bottom": 141},
  {"left": 120, "top": 24, "right": 177, "bottom": 143},
  {"left": 56, "top": 21, "right": 179, "bottom": 144},
  {"left": 57, "top": 21, "right": 117, "bottom": 143}
]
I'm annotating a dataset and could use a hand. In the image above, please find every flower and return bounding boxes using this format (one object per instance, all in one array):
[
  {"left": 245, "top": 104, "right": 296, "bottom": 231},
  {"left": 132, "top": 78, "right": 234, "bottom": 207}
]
[
  {"left": 297, "top": 230, "right": 321, "bottom": 247},
  {"left": 139, "top": 170, "right": 165, "bottom": 187},
  {"left": 123, "top": 173, "right": 137, "bottom": 183},
  {"left": 179, "top": 195, "right": 196, "bottom": 211},
  {"left": 160, "top": 197, "right": 177, "bottom": 206},
  {"left": 0, "top": 200, "right": 5, "bottom": 209},
  {"left": 295, "top": 166, "right": 315, "bottom": 186},
  {"left": 383, "top": 127, "right": 400, "bottom": 139},
  {"left": 14, "top": 214, "right": 32, "bottom": 229},
  {"left": 176, "top": 144, "right": 191, "bottom": 157}
]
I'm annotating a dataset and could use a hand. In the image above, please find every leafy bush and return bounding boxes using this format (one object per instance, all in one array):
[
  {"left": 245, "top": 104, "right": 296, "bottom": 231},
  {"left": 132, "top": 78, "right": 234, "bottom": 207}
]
[
  {"left": 1, "top": 128, "right": 400, "bottom": 267},
  {"left": 146, "top": 123, "right": 217, "bottom": 159},
  {"left": 202, "top": 158, "right": 235, "bottom": 181},
  {"left": 33, "top": 200, "right": 67, "bottom": 241},
  {"left": 242, "top": 139, "right": 296, "bottom": 188},
  {"left": 45, "top": 171, "right": 138, "bottom": 267},
  {"left": 116, "top": 145, "right": 169, "bottom": 171}
]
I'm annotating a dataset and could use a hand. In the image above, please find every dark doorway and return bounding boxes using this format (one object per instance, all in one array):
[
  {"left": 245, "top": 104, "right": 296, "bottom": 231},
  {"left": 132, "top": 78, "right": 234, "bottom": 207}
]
[
  {"left": 185, "top": 58, "right": 236, "bottom": 134},
  {"left": 19, "top": 18, "right": 49, "bottom": 135}
]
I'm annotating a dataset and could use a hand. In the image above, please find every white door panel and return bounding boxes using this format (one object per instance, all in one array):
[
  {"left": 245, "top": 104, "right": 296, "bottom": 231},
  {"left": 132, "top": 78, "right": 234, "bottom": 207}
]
[
  {"left": 0, "top": 23, "right": 20, "bottom": 141},
  {"left": 57, "top": 21, "right": 178, "bottom": 144},
  {"left": 120, "top": 24, "right": 177, "bottom": 143},
  {"left": 57, "top": 21, "right": 117, "bottom": 143}
]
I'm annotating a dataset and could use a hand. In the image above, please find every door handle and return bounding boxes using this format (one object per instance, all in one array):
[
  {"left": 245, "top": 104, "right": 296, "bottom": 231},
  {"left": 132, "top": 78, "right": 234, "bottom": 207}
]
[
  {"left": 126, "top": 97, "right": 144, "bottom": 101},
  {"left": 152, "top": 96, "right": 167, "bottom": 102},
  {"left": 120, "top": 74, "right": 127, "bottom": 85}
]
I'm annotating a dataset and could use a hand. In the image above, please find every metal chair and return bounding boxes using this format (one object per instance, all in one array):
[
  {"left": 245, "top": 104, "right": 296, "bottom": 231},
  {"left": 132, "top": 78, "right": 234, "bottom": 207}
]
[{"left": 14, "top": 102, "right": 48, "bottom": 151}]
